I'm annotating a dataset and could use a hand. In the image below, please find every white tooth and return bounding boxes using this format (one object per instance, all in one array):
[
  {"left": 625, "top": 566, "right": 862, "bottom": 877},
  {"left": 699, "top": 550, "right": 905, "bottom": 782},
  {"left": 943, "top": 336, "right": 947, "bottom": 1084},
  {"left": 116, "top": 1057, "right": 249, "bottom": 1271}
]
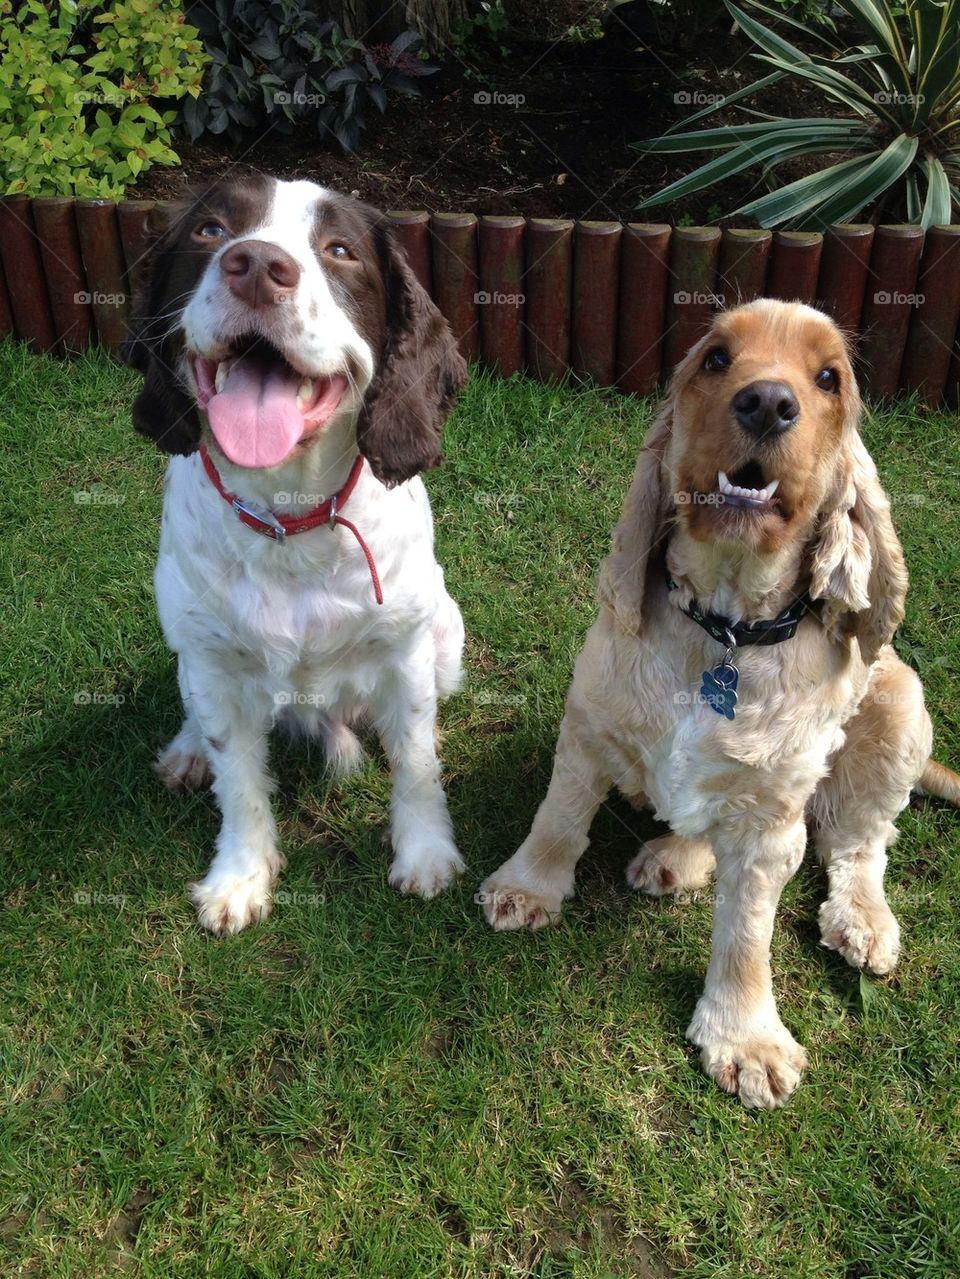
[
  {"left": 762, "top": 478, "right": 780, "bottom": 498},
  {"left": 296, "top": 377, "right": 314, "bottom": 410},
  {"left": 214, "top": 362, "right": 228, "bottom": 393}
]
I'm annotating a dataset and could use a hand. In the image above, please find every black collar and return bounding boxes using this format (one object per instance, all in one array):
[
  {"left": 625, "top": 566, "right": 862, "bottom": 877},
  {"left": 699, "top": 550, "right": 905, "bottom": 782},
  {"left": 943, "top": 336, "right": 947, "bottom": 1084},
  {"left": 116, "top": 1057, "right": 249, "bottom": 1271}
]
[{"left": 666, "top": 567, "right": 817, "bottom": 649}]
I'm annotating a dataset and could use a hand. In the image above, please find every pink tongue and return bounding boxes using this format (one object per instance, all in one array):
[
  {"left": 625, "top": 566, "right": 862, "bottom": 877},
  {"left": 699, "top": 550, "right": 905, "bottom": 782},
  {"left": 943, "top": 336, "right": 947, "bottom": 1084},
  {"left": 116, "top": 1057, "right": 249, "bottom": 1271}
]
[{"left": 206, "top": 356, "right": 306, "bottom": 469}]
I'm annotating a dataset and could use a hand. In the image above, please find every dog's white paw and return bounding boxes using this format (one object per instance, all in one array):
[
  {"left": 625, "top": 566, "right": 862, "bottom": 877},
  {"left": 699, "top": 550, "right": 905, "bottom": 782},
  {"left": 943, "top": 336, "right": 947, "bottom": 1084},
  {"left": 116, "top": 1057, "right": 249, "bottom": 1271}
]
[
  {"left": 388, "top": 843, "right": 464, "bottom": 899},
  {"left": 688, "top": 1003, "right": 807, "bottom": 1108},
  {"left": 190, "top": 867, "right": 277, "bottom": 935},
  {"left": 626, "top": 834, "right": 715, "bottom": 897},
  {"left": 819, "top": 897, "right": 900, "bottom": 975},
  {"left": 155, "top": 732, "right": 211, "bottom": 792}
]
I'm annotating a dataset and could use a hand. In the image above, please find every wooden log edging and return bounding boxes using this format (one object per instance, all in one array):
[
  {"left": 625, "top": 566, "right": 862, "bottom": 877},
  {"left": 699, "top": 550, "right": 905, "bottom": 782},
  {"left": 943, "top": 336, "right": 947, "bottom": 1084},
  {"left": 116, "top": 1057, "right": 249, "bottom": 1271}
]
[
  {"left": 2, "top": 195, "right": 960, "bottom": 406},
  {"left": 477, "top": 215, "right": 525, "bottom": 377}
]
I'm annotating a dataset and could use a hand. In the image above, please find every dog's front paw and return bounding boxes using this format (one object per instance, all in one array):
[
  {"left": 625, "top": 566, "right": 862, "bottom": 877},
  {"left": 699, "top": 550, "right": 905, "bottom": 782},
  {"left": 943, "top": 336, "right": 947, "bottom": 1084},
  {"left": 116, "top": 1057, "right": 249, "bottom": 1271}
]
[
  {"left": 190, "top": 867, "right": 277, "bottom": 935},
  {"left": 478, "top": 856, "right": 571, "bottom": 930},
  {"left": 479, "top": 883, "right": 562, "bottom": 930},
  {"left": 687, "top": 1003, "right": 807, "bottom": 1109},
  {"left": 388, "top": 842, "right": 464, "bottom": 899},
  {"left": 819, "top": 896, "right": 900, "bottom": 975},
  {"left": 155, "top": 731, "right": 211, "bottom": 792},
  {"left": 626, "top": 834, "right": 715, "bottom": 897}
]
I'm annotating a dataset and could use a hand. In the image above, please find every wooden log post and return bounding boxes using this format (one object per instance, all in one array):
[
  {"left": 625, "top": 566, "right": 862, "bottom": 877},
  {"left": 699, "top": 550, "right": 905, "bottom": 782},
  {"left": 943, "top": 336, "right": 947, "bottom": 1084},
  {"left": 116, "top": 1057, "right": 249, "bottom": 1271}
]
[
  {"left": 33, "top": 198, "right": 94, "bottom": 353},
  {"left": 430, "top": 212, "right": 479, "bottom": 361},
  {"left": 572, "top": 220, "right": 621, "bottom": 385},
  {"left": 386, "top": 210, "right": 433, "bottom": 294},
  {"left": 718, "top": 228, "right": 771, "bottom": 306},
  {"left": 817, "top": 224, "right": 874, "bottom": 333},
  {"left": 0, "top": 196, "right": 58, "bottom": 353},
  {"left": 858, "top": 225, "right": 926, "bottom": 400},
  {"left": 75, "top": 200, "right": 130, "bottom": 352},
  {"left": 477, "top": 215, "right": 525, "bottom": 377},
  {"left": 0, "top": 259, "right": 14, "bottom": 340},
  {"left": 117, "top": 199, "right": 156, "bottom": 294},
  {"left": 662, "top": 227, "right": 721, "bottom": 377},
  {"left": 617, "top": 223, "right": 671, "bottom": 395},
  {"left": 524, "top": 218, "right": 574, "bottom": 382},
  {"left": 946, "top": 337, "right": 960, "bottom": 410},
  {"left": 767, "top": 231, "right": 823, "bottom": 304},
  {"left": 899, "top": 226, "right": 960, "bottom": 405}
]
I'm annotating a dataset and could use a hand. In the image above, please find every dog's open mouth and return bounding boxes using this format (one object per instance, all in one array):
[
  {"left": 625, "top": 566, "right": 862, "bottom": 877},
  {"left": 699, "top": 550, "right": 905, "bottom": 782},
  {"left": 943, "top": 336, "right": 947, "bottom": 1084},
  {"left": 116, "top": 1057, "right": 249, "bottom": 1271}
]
[
  {"left": 716, "top": 461, "right": 780, "bottom": 511},
  {"left": 193, "top": 335, "right": 348, "bottom": 469}
]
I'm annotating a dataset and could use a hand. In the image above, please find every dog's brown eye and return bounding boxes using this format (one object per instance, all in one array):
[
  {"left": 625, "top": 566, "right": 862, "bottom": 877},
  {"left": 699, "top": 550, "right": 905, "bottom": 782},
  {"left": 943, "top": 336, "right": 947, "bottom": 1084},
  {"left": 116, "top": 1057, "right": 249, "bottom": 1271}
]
[
  {"left": 325, "top": 243, "right": 353, "bottom": 261},
  {"left": 194, "top": 221, "right": 228, "bottom": 241},
  {"left": 704, "top": 347, "right": 731, "bottom": 372},
  {"left": 815, "top": 367, "right": 839, "bottom": 393}
]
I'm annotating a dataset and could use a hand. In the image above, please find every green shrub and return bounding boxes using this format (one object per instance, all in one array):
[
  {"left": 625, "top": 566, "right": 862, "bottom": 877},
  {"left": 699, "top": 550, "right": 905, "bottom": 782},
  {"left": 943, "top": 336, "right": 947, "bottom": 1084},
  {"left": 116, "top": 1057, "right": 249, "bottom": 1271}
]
[
  {"left": 182, "top": 0, "right": 438, "bottom": 153},
  {"left": 635, "top": 0, "right": 960, "bottom": 228},
  {"left": 0, "top": 0, "right": 208, "bottom": 199}
]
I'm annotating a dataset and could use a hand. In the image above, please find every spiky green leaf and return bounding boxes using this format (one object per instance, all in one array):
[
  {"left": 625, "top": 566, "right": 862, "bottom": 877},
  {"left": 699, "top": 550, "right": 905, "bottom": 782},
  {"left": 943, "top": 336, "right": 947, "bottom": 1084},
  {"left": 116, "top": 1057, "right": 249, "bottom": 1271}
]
[
  {"left": 801, "top": 133, "right": 919, "bottom": 226},
  {"left": 733, "top": 153, "right": 882, "bottom": 225},
  {"left": 637, "top": 118, "right": 870, "bottom": 155},
  {"left": 920, "top": 154, "right": 954, "bottom": 228}
]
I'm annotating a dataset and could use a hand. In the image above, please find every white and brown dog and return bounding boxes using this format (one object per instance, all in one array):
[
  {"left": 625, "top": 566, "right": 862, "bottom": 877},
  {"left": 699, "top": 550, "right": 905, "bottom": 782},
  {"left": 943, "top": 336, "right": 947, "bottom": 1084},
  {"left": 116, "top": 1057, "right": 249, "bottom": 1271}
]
[
  {"left": 125, "top": 176, "right": 467, "bottom": 935},
  {"left": 480, "top": 300, "right": 960, "bottom": 1107}
]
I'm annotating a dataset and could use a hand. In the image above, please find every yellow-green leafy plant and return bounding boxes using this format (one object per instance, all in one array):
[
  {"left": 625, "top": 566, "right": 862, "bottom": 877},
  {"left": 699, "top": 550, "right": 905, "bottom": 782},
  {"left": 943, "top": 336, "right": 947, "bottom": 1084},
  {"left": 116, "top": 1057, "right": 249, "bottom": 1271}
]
[{"left": 0, "top": 0, "right": 208, "bottom": 198}]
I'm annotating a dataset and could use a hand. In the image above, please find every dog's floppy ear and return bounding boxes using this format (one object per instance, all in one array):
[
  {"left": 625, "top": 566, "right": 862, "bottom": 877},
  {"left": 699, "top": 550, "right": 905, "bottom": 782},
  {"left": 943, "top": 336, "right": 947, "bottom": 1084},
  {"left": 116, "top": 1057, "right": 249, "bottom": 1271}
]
[
  {"left": 357, "top": 231, "right": 467, "bottom": 487},
  {"left": 122, "top": 204, "right": 201, "bottom": 456},
  {"left": 596, "top": 325, "right": 717, "bottom": 634},
  {"left": 809, "top": 418, "right": 908, "bottom": 665},
  {"left": 597, "top": 406, "right": 675, "bottom": 634}
]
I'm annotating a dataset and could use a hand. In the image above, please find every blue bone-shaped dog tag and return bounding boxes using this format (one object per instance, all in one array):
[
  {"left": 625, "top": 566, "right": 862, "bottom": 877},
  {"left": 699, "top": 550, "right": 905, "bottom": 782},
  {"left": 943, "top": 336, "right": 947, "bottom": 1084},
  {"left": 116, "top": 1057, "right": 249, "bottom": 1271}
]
[{"left": 699, "top": 659, "right": 739, "bottom": 720}]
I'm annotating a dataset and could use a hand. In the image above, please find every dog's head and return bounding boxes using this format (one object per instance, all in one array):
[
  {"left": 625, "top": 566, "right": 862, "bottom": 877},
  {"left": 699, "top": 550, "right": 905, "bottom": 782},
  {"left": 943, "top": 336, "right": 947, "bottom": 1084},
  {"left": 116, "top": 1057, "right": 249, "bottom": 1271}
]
[
  {"left": 600, "top": 300, "right": 907, "bottom": 661},
  {"left": 123, "top": 176, "right": 466, "bottom": 484}
]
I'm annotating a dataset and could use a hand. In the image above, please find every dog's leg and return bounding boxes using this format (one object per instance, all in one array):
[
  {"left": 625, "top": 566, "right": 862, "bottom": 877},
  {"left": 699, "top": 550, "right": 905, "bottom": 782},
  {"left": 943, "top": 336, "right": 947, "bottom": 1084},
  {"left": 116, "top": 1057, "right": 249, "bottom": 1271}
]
[
  {"left": 373, "top": 638, "right": 463, "bottom": 899},
  {"left": 156, "top": 658, "right": 212, "bottom": 791},
  {"left": 816, "top": 825, "right": 901, "bottom": 975},
  {"left": 431, "top": 579, "right": 465, "bottom": 700},
  {"left": 481, "top": 710, "right": 612, "bottom": 929},
  {"left": 626, "top": 834, "right": 715, "bottom": 897},
  {"left": 686, "top": 816, "right": 808, "bottom": 1108},
  {"left": 179, "top": 659, "right": 283, "bottom": 936},
  {"left": 813, "top": 657, "right": 930, "bottom": 975}
]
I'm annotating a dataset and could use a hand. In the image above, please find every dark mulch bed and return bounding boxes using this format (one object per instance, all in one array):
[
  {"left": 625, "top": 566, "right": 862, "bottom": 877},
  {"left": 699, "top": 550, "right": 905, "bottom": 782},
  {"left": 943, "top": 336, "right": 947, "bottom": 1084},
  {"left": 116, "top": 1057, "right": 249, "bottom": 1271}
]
[{"left": 130, "top": 7, "right": 839, "bottom": 223}]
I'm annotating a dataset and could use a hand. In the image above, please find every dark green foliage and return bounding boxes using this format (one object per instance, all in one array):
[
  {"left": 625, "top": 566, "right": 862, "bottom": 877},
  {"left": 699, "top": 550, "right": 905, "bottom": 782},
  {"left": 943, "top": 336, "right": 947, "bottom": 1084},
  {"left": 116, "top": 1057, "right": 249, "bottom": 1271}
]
[{"left": 180, "top": 0, "right": 438, "bottom": 152}]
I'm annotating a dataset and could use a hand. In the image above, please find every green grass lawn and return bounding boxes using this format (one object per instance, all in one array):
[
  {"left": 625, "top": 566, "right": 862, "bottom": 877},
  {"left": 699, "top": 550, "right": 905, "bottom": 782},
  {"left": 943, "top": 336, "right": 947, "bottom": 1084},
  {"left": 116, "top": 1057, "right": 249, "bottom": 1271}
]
[{"left": 2, "top": 339, "right": 959, "bottom": 1279}]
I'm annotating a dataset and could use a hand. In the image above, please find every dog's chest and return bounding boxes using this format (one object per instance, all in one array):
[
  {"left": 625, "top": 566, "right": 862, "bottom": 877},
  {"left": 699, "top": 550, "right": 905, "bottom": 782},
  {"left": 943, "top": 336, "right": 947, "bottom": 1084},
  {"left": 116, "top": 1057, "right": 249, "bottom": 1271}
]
[
  {"left": 156, "top": 458, "right": 436, "bottom": 669},
  {"left": 598, "top": 613, "right": 856, "bottom": 834}
]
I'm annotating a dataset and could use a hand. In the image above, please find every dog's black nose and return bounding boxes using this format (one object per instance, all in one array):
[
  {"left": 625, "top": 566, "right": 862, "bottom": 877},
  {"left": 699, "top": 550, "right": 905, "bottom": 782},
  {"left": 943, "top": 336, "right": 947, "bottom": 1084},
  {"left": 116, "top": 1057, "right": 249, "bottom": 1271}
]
[{"left": 731, "top": 380, "right": 800, "bottom": 439}]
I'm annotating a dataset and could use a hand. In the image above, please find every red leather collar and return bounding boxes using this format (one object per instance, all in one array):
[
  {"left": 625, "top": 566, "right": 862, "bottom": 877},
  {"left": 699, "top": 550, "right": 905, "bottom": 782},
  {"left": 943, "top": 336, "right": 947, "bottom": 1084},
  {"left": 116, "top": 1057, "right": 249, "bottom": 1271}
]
[{"left": 198, "top": 444, "right": 383, "bottom": 605}]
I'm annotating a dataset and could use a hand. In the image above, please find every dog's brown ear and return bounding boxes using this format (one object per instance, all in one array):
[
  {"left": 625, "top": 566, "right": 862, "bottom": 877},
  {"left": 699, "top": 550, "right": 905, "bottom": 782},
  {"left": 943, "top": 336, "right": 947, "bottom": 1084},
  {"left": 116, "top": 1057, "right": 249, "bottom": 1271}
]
[
  {"left": 122, "top": 204, "right": 201, "bottom": 456},
  {"left": 597, "top": 406, "right": 674, "bottom": 634},
  {"left": 809, "top": 430, "right": 907, "bottom": 664},
  {"left": 357, "top": 233, "right": 467, "bottom": 487}
]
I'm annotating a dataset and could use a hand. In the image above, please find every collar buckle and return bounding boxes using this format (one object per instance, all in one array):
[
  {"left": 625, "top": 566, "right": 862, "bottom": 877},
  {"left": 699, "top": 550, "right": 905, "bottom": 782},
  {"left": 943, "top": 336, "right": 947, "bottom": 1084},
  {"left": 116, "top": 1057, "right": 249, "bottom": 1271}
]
[{"left": 231, "top": 496, "right": 287, "bottom": 542}]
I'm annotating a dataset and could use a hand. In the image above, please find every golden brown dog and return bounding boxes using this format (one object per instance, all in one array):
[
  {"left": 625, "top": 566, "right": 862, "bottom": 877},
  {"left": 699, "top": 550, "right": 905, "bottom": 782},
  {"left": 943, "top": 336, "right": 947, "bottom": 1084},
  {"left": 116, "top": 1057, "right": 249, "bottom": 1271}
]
[{"left": 480, "top": 299, "right": 960, "bottom": 1108}]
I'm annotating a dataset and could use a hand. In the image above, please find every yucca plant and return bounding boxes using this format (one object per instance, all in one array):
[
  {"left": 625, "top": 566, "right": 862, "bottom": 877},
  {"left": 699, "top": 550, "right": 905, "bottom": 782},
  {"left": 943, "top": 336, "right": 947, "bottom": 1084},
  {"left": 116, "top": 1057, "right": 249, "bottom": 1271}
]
[{"left": 635, "top": 0, "right": 960, "bottom": 228}]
